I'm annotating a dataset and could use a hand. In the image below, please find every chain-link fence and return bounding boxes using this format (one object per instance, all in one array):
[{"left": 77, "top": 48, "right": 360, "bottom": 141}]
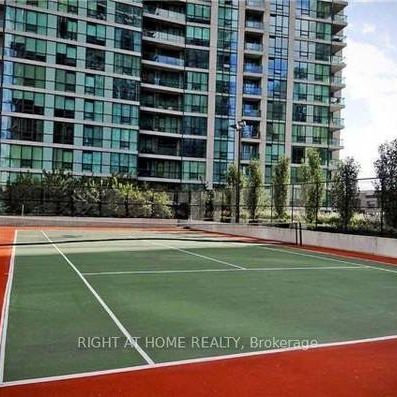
[{"left": 0, "top": 177, "right": 395, "bottom": 237}]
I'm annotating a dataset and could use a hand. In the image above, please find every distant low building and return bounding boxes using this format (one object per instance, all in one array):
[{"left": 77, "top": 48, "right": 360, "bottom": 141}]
[{"left": 358, "top": 190, "right": 378, "bottom": 214}]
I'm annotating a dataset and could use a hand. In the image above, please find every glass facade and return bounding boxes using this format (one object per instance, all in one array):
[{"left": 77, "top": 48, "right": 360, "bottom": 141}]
[{"left": 0, "top": 0, "right": 347, "bottom": 187}]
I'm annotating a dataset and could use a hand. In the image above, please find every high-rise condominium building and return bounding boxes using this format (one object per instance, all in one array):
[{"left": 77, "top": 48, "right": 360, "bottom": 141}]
[{"left": 0, "top": 0, "right": 347, "bottom": 189}]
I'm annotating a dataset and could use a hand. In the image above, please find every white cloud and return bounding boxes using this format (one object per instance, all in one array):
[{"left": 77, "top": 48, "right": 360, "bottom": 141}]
[
  {"left": 361, "top": 23, "right": 376, "bottom": 34},
  {"left": 342, "top": 38, "right": 397, "bottom": 177}
]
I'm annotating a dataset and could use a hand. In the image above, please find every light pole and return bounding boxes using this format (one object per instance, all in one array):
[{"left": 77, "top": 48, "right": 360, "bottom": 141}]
[{"left": 232, "top": 120, "right": 246, "bottom": 223}]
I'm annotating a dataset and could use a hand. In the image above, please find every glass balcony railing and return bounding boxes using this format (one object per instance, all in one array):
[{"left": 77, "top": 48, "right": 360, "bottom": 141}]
[
  {"left": 330, "top": 117, "right": 345, "bottom": 129},
  {"left": 143, "top": 30, "right": 185, "bottom": 45},
  {"left": 140, "top": 146, "right": 180, "bottom": 157},
  {"left": 329, "top": 138, "right": 344, "bottom": 147},
  {"left": 330, "top": 97, "right": 345, "bottom": 106},
  {"left": 143, "top": 53, "right": 184, "bottom": 67},
  {"left": 141, "top": 99, "right": 182, "bottom": 112},
  {"left": 242, "top": 128, "right": 260, "bottom": 139},
  {"left": 241, "top": 151, "right": 259, "bottom": 161},
  {"left": 245, "top": 0, "right": 265, "bottom": 8},
  {"left": 142, "top": 75, "right": 183, "bottom": 89},
  {"left": 332, "top": 34, "right": 346, "bottom": 43},
  {"left": 333, "top": 13, "right": 348, "bottom": 23},
  {"left": 331, "top": 76, "right": 346, "bottom": 85},
  {"left": 143, "top": 5, "right": 185, "bottom": 22},
  {"left": 331, "top": 55, "right": 346, "bottom": 65},
  {"left": 245, "top": 42, "right": 263, "bottom": 52},
  {"left": 243, "top": 108, "right": 261, "bottom": 117},
  {"left": 243, "top": 85, "right": 262, "bottom": 95},
  {"left": 244, "top": 63, "right": 262, "bottom": 73},
  {"left": 245, "top": 20, "right": 264, "bottom": 29}
]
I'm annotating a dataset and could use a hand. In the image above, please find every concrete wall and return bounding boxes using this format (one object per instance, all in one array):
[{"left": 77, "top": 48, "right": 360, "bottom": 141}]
[{"left": 189, "top": 222, "right": 397, "bottom": 259}]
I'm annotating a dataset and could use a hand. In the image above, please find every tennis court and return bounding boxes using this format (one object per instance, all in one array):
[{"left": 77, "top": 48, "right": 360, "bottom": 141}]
[{"left": 1, "top": 226, "right": 397, "bottom": 393}]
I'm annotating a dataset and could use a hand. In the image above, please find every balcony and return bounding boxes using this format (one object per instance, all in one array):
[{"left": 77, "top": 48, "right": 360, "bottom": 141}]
[
  {"left": 329, "top": 117, "right": 345, "bottom": 130},
  {"left": 330, "top": 96, "right": 345, "bottom": 110},
  {"left": 242, "top": 127, "right": 260, "bottom": 139},
  {"left": 243, "top": 85, "right": 262, "bottom": 96},
  {"left": 245, "top": 0, "right": 265, "bottom": 8},
  {"left": 244, "top": 63, "right": 262, "bottom": 74},
  {"left": 330, "top": 75, "right": 346, "bottom": 91},
  {"left": 243, "top": 108, "right": 261, "bottom": 118},
  {"left": 143, "top": 5, "right": 185, "bottom": 23},
  {"left": 245, "top": 20, "right": 264, "bottom": 30},
  {"left": 142, "top": 74, "right": 183, "bottom": 90},
  {"left": 329, "top": 138, "right": 344, "bottom": 149},
  {"left": 333, "top": 13, "right": 348, "bottom": 24},
  {"left": 331, "top": 55, "right": 346, "bottom": 71},
  {"left": 143, "top": 30, "right": 185, "bottom": 45},
  {"left": 141, "top": 96, "right": 182, "bottom": 112},
  {"left": 245, "top": 42, "right": 263, "bottom": 52},
  {"left": 143, "top": 53, "right": 184, "bottom": 68}
]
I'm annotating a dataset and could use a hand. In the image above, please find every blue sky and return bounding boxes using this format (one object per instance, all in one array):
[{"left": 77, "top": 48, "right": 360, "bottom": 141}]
[{"left": 343, "top": 0, "right": 397, "bottom": 178}]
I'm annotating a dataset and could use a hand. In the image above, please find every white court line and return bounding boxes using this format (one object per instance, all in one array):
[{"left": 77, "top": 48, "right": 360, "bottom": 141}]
[
  {"left": 258, "top": 244, "right": 397, "bottom": 275},
  {"left": 148, "top": 240, "right": 247, "bottom": 270},
  {"left": 82, "top": 265, "right": 368, "bottom": 276},
  {"left": 0, "top": 230, "right": 17, "bottom": 383},
  {"left": 41, "top": 231, "right": 154, "bottom": 366},
  {"left": 2, "top": 333, "right": 397, "bottom": 388}
]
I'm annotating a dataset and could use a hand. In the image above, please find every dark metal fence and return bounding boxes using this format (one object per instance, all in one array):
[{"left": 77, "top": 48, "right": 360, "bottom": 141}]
[{"left": 0, "top": 177, "right": 395, "bottom": 237}]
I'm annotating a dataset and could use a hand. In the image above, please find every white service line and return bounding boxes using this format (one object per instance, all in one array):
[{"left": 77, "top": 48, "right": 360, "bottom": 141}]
[
  {"left": 0, "top": 230, "right": 17, "bottom": 383},
  {"left": 2, "top": 333, "right": 397, "bottom": 388},
  {"left": 41, "top": 231, "right": 154, "bottom": 366},
  {"left": 82, "top": 265, "right": 368, "bottom": 276},
  {"left": 148, "top": 240, "right": 247, "bottom": 270},
  {"left": 258, "top": 244, "right": 397, "bottom": 275}
]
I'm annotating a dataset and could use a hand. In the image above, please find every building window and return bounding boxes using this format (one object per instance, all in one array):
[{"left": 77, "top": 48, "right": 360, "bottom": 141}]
[
  {"left": 114, "top": 28, "right": 141, "bottom": 52},
  {"left": 82, "top": 151, "right": 102, "bottom": 173},
  {"left": 84, "top": 100, "right": 103, "bottom": 122},
  {"left": 182, "top": 161, "right": 205, "bottom": 181},
  {"left": 112, "top": 104, "right": 139, "bottom": 125},
  {"left": 53, "top": 148, "right": 73, "bottom": 170},
  {"left": 113, "top": 78, "right": 139, "bottom": 101},
  {"left": 86, "top": 23, "right": 106, "bottom": 46},
  {"left": 113, "top": 53, "right": 140, "bottom": 77},
  {"left": 8, "top": 145, "right": 43, "bottom": 169},
  {"left": 85, "top": 74, "right": 104, "bottom": 96},
  {"left": 186, "top": 26, "right": 210, "bottom": 47},
  {"left": 5, "top": 89, "right": 45, "bottom": 115},
  {"left": 56, "top": 43, "right": 77, "bottom": 67},
  {"left": 54, "top": 96, "right": 75, "bottom": 118},
  {"left": 182, "top": 139, "right": 206, "bottom": 158},
  {"left": 8, "top": 8, "right": 48, "bottom": 35},
  {"left": 3, "top": 117, "right": 43, "bottom": 142},
  {"left": 57, "top": 17, "right": 78, "bottom": 41},
  {"left": 267, "top": 101, "right": 286, "bottom": 121},
  {"left": 87, "top": 0, "right": 107, "bottom": 20},
  {"left": 115, "top": 3, "right": 142, "bottom": 27},
  {"left": 185, "top": 49, "right": 209, "bottom": 69},
  {"left": 55, "top": 70, "right": 76, "bottom": 92},
  {"left": 111, "top": 129, "right": 138, "bottom": 151},
  {"left": 185, "top": 72, "right": 208, "bottom": 92},
  {"left": 11, "top": 62, "right": 45, "bottom": 88},
  {"left": 58, "top": 0, "right": 78, "bottom": 14},
  {"left": 53, "top": 122, "right": 74, "bottom": 145},
  {"left": 8, "top": 35, "right": 47, "bottom": 62},
  {"left": 110, "top": 153, "right": 136, "bottom": 175},
  {"left": 86, "top": 48, "right": 105, "bottom": 71},
  {"left": 184, "top": 94, "right": 208, "bottom": 113},
  {"left": 183, "top": 117, "right": 207, "bottom": 136},
  {"left": 186, "top": 4, "right": 211, "bottom": 24},
  {"left": 83, "top": 126, "right": 103, "bottom": 147}
]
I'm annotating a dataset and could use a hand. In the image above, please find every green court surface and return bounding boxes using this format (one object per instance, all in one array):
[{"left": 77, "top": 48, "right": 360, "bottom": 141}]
[{"left": 3, "top": 229, "right": 397, "bottom": 382}]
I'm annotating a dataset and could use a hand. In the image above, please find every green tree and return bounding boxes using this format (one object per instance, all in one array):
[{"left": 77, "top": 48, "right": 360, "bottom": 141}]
[
  {"left": 225, "top": 163, "right": 242, "bottom": 221},
  {"left": 331, "top": 157, "right": 360, "bottom": 230},
  {"left": 299, "top": 148, "right": 324, "bottom": 224},
  {"left": 374, "top": 138, "right": 397, "bottom": 228},
  {"left": 273, "top": 156, "right": 290, "bottom": 219},
  {"left": 245, "top": 160, "right": 264, "bottom": 222}
]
